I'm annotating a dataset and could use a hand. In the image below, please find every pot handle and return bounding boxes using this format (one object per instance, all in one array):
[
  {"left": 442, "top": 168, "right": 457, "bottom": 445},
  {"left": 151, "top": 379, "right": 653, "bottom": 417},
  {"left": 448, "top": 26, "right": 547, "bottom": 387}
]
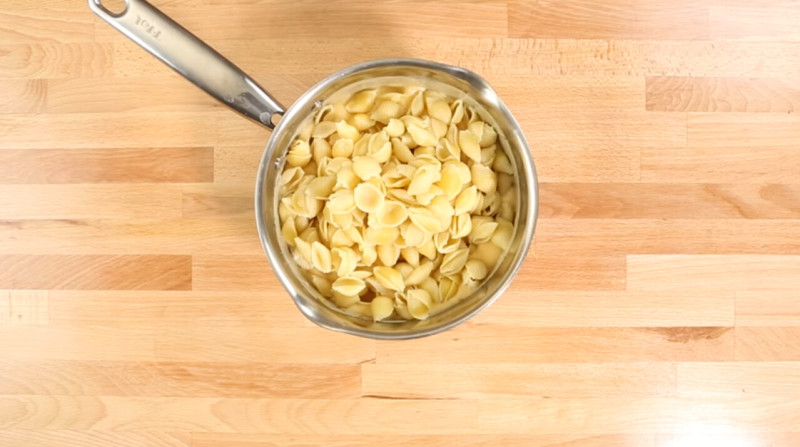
[{"left": 89, "top": 0, "right": 285, "bottom": 129}]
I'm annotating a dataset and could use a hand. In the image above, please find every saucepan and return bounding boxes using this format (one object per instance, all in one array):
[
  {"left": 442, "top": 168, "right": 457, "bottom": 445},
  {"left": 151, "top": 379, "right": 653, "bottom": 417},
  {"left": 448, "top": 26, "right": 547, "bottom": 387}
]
[{"left": 89, "top": 0, "right": 538, "bottom": 339}]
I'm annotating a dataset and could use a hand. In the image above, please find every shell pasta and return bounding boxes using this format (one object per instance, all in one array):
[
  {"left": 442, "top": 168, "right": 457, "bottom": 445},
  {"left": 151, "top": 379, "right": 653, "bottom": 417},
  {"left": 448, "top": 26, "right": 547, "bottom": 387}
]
[{"left": 278, "top": 84, "right": 517, "bottom": 321}]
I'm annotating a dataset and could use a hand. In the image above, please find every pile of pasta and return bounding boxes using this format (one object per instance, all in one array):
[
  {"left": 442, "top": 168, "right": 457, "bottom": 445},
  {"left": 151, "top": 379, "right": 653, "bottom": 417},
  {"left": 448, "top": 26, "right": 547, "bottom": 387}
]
[{"left": 278, "top": 85, "right": 516, "bottom": 321}]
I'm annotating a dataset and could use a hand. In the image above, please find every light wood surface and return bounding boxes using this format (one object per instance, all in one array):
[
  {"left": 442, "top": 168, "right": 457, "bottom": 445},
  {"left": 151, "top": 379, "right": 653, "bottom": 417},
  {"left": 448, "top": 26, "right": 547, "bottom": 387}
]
[{"left": 2, "top": 0, "right": 800, "bottom": 445}]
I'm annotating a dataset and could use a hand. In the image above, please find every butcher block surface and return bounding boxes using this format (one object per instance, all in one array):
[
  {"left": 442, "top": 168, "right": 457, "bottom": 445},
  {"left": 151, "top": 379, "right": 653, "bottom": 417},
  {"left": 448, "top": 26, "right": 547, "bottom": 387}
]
[{"left": 2, "top": 0, "right": 800, "bottom": 445}]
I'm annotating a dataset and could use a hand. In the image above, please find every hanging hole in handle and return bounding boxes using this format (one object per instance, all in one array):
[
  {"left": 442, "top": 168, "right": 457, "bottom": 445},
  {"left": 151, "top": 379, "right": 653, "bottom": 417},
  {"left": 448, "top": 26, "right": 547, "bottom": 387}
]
[
  {"left": 92, "top": 0, "right": 129, "bottom": 17},
  {"left": 260, "top": 111, "right": 284, "bottom": 129}
]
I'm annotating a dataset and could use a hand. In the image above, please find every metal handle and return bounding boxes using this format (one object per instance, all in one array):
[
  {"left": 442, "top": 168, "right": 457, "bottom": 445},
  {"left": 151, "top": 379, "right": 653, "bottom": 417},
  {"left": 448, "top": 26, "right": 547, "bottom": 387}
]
[{"left": 89, "top": 0, "right": 284, "bottom": 129}]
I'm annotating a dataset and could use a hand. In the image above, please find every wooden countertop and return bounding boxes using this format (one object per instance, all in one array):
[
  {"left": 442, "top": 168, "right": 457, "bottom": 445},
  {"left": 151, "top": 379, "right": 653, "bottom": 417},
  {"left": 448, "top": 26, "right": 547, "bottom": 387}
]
[{"left": 2, "top": 1, "right": 800, "bottom": 445}]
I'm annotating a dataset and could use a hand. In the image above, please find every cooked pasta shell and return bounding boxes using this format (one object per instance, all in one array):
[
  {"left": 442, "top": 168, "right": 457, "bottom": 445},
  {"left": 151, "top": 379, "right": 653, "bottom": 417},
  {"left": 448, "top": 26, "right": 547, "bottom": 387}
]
[
  {"left": 394, "top": 262, "right": 414, "bottom": 279},
  {"left": 365, "top": 226, "right": 399, "bottom": 245},
  {"left": 350, "top": 269, "right": 373, "bottom": 280},
  {"left": 471, "top": 163, "right": 497, "bottom": 194},
  {"left": 405, "top": 260, "right": 434, "bottom": 286},
  {"left": 491, "top": 217, "right": 514, "bottom": 251},
  {"left": 332, "top": 247, "right": 359, "bottom": 277},
  {"left": 397, "top": 163, "right": 417, "bottom": 180},
  {"left": 438, "top": 275, "right": 460, "bottom": 302},
  {"left": 400, "top": 221, "right": 427, "bottom": 247},
  {"left": 360, "top": 243, "right": 378, "bottom": 266},
  {"left": 281, "top": 218, "right": 298, "bottom": 247},
  {"left": 349, "top": 113, "right": 375, "bottom": 131},
  {"left": 400, "top": 247, "right": 420, "bottom": 267},
  {"left": 418, "top": 237, "right": 437, "bottom": 260},
  {"left": 480, "top": 145, "right": 496, "bottom": 166},
  {"left": 480, "top": 123, "right": 498, "bottom": 147},
  {"left": 310, "top": 241, "right": 333, "bottom": 273},
  {"left": 352, "top": 156, "right": 382, "bottom": 181},
  {"left": 345, "top": 302, "right": 371, "bottom": 318},
  {"left": 376, "top": 200, "right": 408, "bottom": 227},
  {"left": 353, "top": 133, "right": 370, "bottom": 157},
  {"left": 480, "top": 190, "right": 500, "bottom": 216},
  {"left": 377, "top": 243, "right": 400, "bottom": 267},
  {"left": 330, "top": 229, "right": 354, "bottom": 247},
  {"left": 464, "top": 259, "right": 488, "bottom": 281},
  {"left": 472, "top": 243, "right": 502, "bottom": 270},
  {"left": 374, "top": 266, "right": 405, "bottom": 292},
  {"left": 493, "top": 150, "right": 514, "bottom": 175},
  {"left": 401, "top": 133, "right": 417, "bottom": 149},
  {"left": 335, "top": 120, "right": 359, "bottom": 140},
  {"left": 306, "top": 176, "right": 336, "bottom": 199},
  {"left": 393, "top": 297, "right": 413, "bottom": 320},
  {"left": 313, "top": 104, "right": 333, "bottom": 124},
  {"left": 278, "top": 201, "right": 291, "bottom": 223},
  {"left": 450, "top": 213, "right": 472, "bottom": 239},
  {"left": 323, "top": 157, "right": 352, "bottom": 176},
  {"left": 439, "top": 247, "right": 470, "bottom": 276},
  {"left": 406, "top": 288, "right": 432, "bottom": 320},
  {"left": 311, "top": 274, "right": 332, "bottom": 297},
  {"left": 293, "top": 237, "right": 314, "bottom": 268},
  {"left": 391, "top": 137, "right": 414, "bottom": 163},
  {"left": 498, "top": 172, "right": 514, "bottom": 195},
  {"left": 418, "top": 277, "right": 440, "bottom": 303},
  {"left": 339, "top": 226, "right": 361, "bottom": 245},
  {"left": 365, "top": 277, "right": 394, "bottom": 297},
  {"left": 328, "top": 102, "right": 350, "bottom": 122},
  {"left": 294, "top": 215, "right": 310, "bottom": 233},
  {"left": 345, "top": 89, "right": 377, "bottom": 114},
  {"left": 408, "top": 153, "right": 440, "bottom": 170},
  {"left": 458, "top": 130, "right": 481, "bottom": 162},
  {"left": 354, "top": 182, "right": 385, "bottom": 213},
  {"left": 331, "top": 137, "right": 354, "bottom": 158},
  {"left": 331, "top": 211, "right": 353, "bottom": 229},
  {"left": 469, "top": 216, "right": 499, "bottom": 244},
  {"left": 333, "top": 292, "right": 360, "bottom": 309},
  {"left": 408, "top": 207, "right": 442, "bottom": 234},
  {"left": 407, "top": 164, "right": 439, "bottom": 196},
  {"left": 454, "top": 185, "right": 479, "bottom": 215},
  {"left": 311, "top": 121, "right": 337, "bottom": 139},
  {"left": 382, "top": 168, "right": 411, "bottom": 189},
  {"left": 286, "top": 140, "right": 312, "bottom": 167},
  {"left": 431, "top": 118, "right": 448, "bottom": 140},
  {"left": 436, "top": 163, "right": 463, "bottom": 200},
  {"left": 370, "top": 100, "right": 403, "bottom": 124},
  {"left": 327, "top": 189, "right": 356, "bottom": 214},
  {"left": 450, "top": 99, "right": 465, "bottom": 125},
  {"left": 417, "top": 185, "right": 444, "bottom": 207},
  {"left": 371, "top": 139, "right": 392, "bottom": 164},
  {"left": 299, "top": 226, "right": 320, "bottom": 244},
  {"left": 334, "top": 167, "right": 359, "bottom": 191},
  {"left": 279, "top": 167, "right": 305, "bottom": 194},
  {"left": 409, "top": 90, "right": 425, "bottom": 116},
  {"left": 426, "top": 99, "right": 452, "bottom": 124},
  {"left": 407, "top": 122, "right": 438, "bottom": 148},
  {"left": 371, "top": 295, "right": 395, "bottom": 321},
  {"left": 468, "top": 121, "right": 485, "bottom": 143},
  {"left": 311, "top": 138, "right": 331, "bottom": 165},
  {"left": 386, "top": 118, "right": 405, "bottom": 137},
  {"left": 434, "top": 231, "right": 460, "bottom": 254},
  {"left": 428, "top": 195, "right": 454, "bottom": 219}
]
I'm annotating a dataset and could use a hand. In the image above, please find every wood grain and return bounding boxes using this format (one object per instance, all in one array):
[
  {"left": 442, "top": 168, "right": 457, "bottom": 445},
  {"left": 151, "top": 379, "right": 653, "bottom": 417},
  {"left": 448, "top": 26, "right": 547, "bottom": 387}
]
[
  {"left": 2, "top": 0, "right": 800, "bottom": 444},
  {"left": 646, "top": 76, "right": 800, "bottom": 112},
  {"left": 0, "top": 79, "right": 46, "bottom": 113},
  {"left": 0, "top": 255, "right": 191, "bottom": 290},
  {"left": 0, "top": 361, "right": 360, "bottom": 398},
  {"left": 508, "top": 0, "right": 708, "bottom": 40},
  {"left": 0, "top": 148, "right": 214, "bottom": 184}
]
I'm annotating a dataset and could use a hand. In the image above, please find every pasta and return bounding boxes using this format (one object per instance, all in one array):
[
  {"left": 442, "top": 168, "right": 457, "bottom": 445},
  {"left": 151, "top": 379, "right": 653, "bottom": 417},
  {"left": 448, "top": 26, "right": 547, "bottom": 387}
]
[{"left": 277, "top": 83, "right": 518, "bottom": 321}]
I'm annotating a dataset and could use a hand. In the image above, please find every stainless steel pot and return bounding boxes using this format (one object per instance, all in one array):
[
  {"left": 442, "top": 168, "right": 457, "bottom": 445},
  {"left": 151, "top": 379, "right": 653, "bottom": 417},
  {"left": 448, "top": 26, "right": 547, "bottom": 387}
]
[{"left": 90, "top": 0, "right": 538, "bottom": 339}]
